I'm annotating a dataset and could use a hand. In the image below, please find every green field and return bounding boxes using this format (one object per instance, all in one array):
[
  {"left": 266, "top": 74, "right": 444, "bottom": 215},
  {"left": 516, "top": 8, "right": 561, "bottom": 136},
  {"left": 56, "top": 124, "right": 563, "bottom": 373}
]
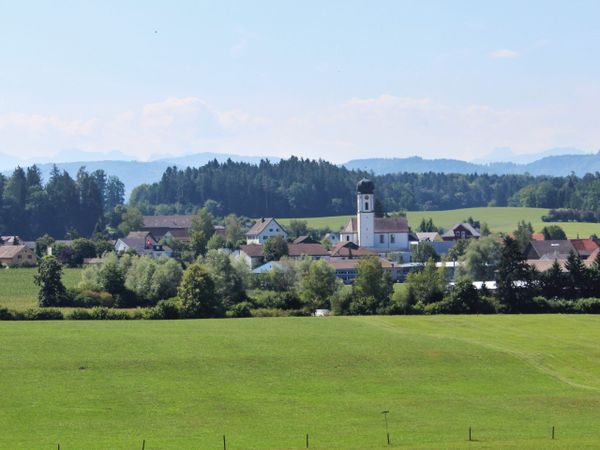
[
  {"left": 278, "top": 207, "right": 600, "bottom": 238},
  {"left": 0, "top": 267, "right": 82, "bottom": 311},
  {"left": 2, "top": 316, "right": 600, "bottom": 449}
]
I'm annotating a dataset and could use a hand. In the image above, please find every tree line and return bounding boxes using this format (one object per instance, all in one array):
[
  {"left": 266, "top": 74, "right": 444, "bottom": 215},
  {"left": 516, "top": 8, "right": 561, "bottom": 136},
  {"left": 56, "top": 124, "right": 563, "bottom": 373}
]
[
  {"left": 129, "top": 157, "right": 600, "bottom": 217},
  {"left": 0, "top": 165, "right": 125, "bottom": 239}
]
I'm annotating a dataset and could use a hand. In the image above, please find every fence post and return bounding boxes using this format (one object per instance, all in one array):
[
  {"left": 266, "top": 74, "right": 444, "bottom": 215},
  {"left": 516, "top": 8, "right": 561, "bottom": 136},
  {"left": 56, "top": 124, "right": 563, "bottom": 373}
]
[
  {"left": 306, "top": 433, "right": 309, "bottom": 448},
  {"left": 468, "top": 426, "right": 472, "bottom": 441},
  {"left": 552, "top": 426, "right": 555, "bottom": 440},
  {"left": 141, "top": 439, "right": 145, "bottom": 450},
  {"left": 387, "top": 432, "right": 390, "bottom": 446},
  {"left": 223, "top": 434, "right": 227, "bottom": 450},
  {"left": 57, "top": 444, "right": 60, "bottom": 450}
]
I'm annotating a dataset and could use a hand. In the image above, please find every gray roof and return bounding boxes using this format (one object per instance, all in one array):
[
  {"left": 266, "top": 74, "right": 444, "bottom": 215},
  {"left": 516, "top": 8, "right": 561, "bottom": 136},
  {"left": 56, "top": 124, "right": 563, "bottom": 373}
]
[
  {"left": 143, "top": 215, "right": 193, "bottom": 229},
  {"left": 343, "top": 217, "right": 409, "bottom": 234},
  {"left": 441, "top": 223, "right": 481, "bottom": 238},
  {"left": 526, "top": 240, "right": 576, "bottom": 260}
]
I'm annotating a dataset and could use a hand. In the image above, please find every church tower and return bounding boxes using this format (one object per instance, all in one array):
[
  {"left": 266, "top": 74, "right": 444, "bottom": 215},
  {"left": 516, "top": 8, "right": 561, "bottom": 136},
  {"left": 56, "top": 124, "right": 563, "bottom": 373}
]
[{"left": 356, "top": 178, "right": 375, "bottom": 247}]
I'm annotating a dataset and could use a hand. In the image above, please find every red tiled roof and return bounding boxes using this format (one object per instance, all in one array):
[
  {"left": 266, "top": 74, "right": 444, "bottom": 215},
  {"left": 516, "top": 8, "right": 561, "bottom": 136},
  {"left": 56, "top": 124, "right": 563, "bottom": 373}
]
[
  {"left": 329, "top": 241, "right": 377, "bottom": 258},
  {"left": 327, "top": 257, "right": 395, "bottom": 270},
  {"left": 531, "top": 233, "right": 545, "bottom": 241},
  {"left": 240, "top": 242, "right": 329, "bottom": 258},
  {"left": 288, "top": 243, "right": 329, "bottom": 257},
  {"left": 570, "top": 238, "right": 599, "bottom": 254},
  {"left": 240, "top": 244, "right": 264, "bottom": 258}
]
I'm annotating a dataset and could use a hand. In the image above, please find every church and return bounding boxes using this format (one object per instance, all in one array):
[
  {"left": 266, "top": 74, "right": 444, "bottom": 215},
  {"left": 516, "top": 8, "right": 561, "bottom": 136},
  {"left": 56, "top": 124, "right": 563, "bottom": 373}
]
[{"left": 339, "top": 178, "right": 410, "bottom": 251}]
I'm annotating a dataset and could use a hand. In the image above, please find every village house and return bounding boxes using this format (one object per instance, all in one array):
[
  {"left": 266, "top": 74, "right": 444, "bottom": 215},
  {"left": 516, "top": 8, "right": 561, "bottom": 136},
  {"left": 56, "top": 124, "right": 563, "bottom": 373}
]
[
  {"left": 245, "top": 217, "right": 288, "bottom": 244},
  {"left": 238, "top": 239, "right": 329, "bottom": 269},
  {"left": 339, "top": 179, "right": 410, "bottom": 251},
  {"left": 570, "top": 238, "right": 600, "bottom": 259},
  {"left": 525, "top": 240, "right": 576, "bottom": 260},
  {"left": 441, "top": 223, "right": 481, "bottom": 241},
  {"left": 329, "top": 241, "right": 377, "bottom": 259},
  {"left": 0, "top": 245, "right": 37, "bottom": 267},
  {"left": 142, "top": 215, "right": 226, "bottom": 243},
  {"left": 115, "top": 232, "right": 173, "bottom": 258},
  {"left": 0, "top": 235, "right": 22, "bottom": 246}
]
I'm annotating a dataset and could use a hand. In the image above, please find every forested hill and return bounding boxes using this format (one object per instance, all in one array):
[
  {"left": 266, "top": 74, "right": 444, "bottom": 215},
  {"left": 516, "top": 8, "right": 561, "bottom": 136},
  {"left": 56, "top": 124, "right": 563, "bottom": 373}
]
[
  {"left": 343, "top": 152, "right": 600, "bottom": 176},
  {"left": 129, "top": 157, "right": 600, "bottom": 217}
]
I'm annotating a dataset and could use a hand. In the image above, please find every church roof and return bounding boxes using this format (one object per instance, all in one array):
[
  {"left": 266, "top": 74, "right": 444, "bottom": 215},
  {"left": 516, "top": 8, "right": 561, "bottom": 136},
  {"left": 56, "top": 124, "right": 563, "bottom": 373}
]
[
  {"left": 342, "top": 217, "right": 409, "bottom": 234},
  {"left": 357, "top": 178, "right": 375, "bottom": 194}
]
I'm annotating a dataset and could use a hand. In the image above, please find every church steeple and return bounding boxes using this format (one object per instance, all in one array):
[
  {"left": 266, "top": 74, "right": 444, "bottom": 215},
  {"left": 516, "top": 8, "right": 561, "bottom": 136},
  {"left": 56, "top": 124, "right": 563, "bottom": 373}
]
[{"left": 356, "top": 178, "right": 375, "bottom": 247}]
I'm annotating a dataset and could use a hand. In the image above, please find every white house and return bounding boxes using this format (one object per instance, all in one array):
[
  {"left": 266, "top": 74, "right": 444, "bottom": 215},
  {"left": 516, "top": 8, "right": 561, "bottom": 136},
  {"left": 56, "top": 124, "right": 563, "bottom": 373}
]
[
  {"left": 339, "top": 179, "right": 410, "bottom": 251},
  {"left": 245, "top": 217, "right": 288, "bottom": 244}
]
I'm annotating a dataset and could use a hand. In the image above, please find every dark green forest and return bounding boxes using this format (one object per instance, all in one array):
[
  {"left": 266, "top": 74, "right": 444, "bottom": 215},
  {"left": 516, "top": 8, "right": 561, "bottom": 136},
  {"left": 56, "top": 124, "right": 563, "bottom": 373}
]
[
  {"left": 5, "top": 156, "right": 600, "bottom": 239},
  {"left": 0, "top": 166, "right": 124, "bottom": 239},
  {"left": 129, "top": 157, "right": 600, "bottom": 217}
]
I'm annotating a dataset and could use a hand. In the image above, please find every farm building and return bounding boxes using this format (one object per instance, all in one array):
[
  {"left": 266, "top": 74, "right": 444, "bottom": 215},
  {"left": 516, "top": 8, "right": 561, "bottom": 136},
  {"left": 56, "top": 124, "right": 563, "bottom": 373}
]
[
  {"left": 441, "top": 223, "right": 481, "bottom": 241},
  {"left": 0, "top": 245, "right": 37, "bottom": 267}
]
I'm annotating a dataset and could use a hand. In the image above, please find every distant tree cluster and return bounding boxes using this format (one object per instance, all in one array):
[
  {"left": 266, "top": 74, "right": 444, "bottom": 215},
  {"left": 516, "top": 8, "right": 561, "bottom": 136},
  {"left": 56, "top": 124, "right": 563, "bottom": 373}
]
[
  {"left": 0, "top": 165, "right": 125, "bottom": 239},
  {"left": 543, "top": 208, "right": 600, "bottom": 223}
]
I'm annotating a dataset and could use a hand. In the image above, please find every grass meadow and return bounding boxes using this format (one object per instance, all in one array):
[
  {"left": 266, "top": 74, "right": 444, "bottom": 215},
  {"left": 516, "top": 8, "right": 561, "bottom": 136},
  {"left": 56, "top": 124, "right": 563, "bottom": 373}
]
[
  {"left": 2, "top": 316, "right": 600, "bottom": 449},
  {"left": 277, "top": 206, "right": 600, "bottom": 238},
  {"left": 0, "top": 267, "right": 82, "bottom": 311}
]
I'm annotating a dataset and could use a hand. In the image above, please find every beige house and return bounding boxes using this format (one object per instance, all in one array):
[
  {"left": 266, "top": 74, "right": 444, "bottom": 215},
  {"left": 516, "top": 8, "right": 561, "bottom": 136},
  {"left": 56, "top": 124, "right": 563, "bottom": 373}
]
[{"left": 0, "top": 245, "right": 37, "bottom": 267}]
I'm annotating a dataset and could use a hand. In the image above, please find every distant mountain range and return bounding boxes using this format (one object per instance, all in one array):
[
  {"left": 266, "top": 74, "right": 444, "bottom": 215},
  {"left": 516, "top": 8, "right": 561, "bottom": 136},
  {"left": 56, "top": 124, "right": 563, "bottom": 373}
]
[
  {"left": 3, "top": 149, "right": 600, "bottom": 198},
  {"left": 343, "top": 151, "right": 600, "bottom": 176}
]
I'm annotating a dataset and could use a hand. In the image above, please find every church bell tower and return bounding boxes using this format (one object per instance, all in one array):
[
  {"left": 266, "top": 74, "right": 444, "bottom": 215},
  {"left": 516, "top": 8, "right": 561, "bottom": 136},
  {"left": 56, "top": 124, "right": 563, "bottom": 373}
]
[{"left": 356, "top": 178, "right": 375, "bottom": 247}]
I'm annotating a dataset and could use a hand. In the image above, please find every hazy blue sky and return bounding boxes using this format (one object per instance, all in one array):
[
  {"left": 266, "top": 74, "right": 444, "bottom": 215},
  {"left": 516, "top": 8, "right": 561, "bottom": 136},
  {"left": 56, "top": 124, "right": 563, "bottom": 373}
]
[{"left": 1, "top": 0, "right": 600, "bottom": 162}]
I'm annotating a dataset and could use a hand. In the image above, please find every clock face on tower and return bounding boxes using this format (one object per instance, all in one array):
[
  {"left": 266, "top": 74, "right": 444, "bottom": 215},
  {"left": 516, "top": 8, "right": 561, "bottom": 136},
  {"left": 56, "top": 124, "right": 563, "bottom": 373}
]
[{"left": 364, "top": 195, "right": 369, "bottom": 200}]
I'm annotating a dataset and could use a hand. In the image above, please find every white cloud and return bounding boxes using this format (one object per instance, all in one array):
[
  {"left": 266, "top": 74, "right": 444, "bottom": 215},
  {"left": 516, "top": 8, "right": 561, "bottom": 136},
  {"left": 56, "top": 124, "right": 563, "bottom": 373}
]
[
  {"left": 1, "top": 93, "right": 600, "bottom": 163},
  {"left": 491, "top": 49, "right": 519, "bottom": 59}
]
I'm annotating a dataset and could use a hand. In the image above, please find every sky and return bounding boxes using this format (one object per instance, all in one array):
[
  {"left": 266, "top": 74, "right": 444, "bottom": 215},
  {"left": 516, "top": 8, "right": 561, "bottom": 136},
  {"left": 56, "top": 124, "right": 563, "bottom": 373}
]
[{"left": 1, "top": 0, "right": 600, "bottom": 163}]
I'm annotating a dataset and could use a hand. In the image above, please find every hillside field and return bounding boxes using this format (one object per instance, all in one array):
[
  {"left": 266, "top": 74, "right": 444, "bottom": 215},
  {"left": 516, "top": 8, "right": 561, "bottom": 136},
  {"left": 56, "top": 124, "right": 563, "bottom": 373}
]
[
  {"left": 2, "top": 316, "right": 600, "bottom": 449},
  {"left": 278, "top": 207, "right": 600, "bottom": 237},
  {"left": 0, "top": 267, "right": 82, "bottom": 311}
]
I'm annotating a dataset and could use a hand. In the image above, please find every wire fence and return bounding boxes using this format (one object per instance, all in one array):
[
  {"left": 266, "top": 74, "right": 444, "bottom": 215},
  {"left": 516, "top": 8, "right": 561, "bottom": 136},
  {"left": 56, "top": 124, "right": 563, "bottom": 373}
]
[{"left": 4, "top": 424, "right": 584, "bottom": 450}]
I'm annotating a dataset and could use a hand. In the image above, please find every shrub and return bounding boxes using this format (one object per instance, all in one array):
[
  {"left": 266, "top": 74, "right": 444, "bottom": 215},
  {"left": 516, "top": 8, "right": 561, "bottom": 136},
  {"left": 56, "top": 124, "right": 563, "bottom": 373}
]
[
  {"left": 0, "top": 307, "right": 14, "bottom": 320},
  {"left": 348, "top": 296, "right": 380, "bottom": 315},
  {"left": 66, "top": 309, "right": 94, "bottom": 320},
  {"left": 250, "top": 308, "right": 290, "bottom": 317},
  {"left": 227, "top": 301, "right": 252, "bottom": 318},
  {"left": 249, "top": 290, "right": 302, "bottom": 310},
  {"left": 88, "top": 306, "right": 131, "bottom": 320},
  {"left": 71, "top": 289, "right": 115, "bottom": 308},
  {"left": 23, "top": 308, "right": 64, "bottom": 320},
  {"left": 144, "top": 299, "right": 182, "bottom": 320}
]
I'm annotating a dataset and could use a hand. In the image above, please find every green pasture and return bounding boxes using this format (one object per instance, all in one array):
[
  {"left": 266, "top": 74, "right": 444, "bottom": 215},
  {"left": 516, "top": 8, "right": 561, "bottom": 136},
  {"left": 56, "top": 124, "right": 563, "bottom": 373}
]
[
  {"left": 278, "top": 207, "right": 600, "bottom": 237},
  {"left": 2, "top": 316, "right": 600, "bottom": 448},
  {"left": 0, "top": 267, "right": 82, "bottom": 311}
]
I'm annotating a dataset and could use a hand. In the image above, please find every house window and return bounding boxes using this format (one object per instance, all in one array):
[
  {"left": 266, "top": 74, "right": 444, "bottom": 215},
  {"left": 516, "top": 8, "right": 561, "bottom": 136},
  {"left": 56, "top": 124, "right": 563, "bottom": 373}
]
[
  {"left": 365, "top": 202, "right": 369, "bottom": 210},
  {"left": 346, "top": 235, "right": 350, "bottom": 241},
  {"left": 269, "top": 228, "right": 273, "bottom": 232},
  {"left": 379, "top": 235, "right": 384, "bottom": 244},
  {"left": 390, "top": 234, "right": 395, "bottom": 244}
]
